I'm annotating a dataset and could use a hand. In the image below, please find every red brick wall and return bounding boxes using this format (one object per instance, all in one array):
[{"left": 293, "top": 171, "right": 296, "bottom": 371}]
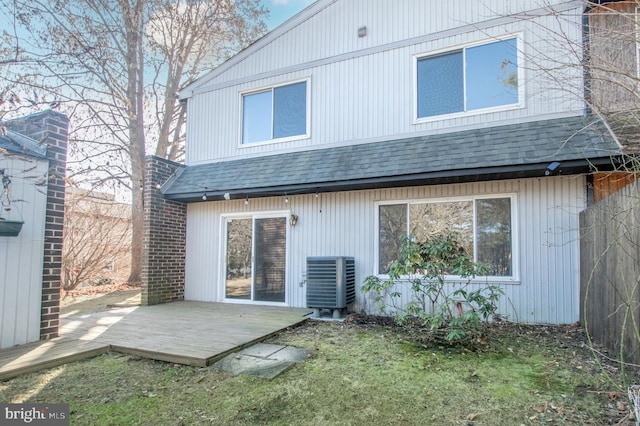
[{"left": 142, "top": 156, "right": 186, "bottom": 305}]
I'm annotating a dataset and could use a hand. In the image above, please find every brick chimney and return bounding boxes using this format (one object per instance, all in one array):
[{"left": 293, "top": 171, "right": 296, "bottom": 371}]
[{"left": 6, "top": 110, "right": 69, "bottom": 341}]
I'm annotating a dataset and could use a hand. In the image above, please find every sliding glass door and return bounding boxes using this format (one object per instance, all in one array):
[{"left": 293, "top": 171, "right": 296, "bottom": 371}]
[{"left": 224, "top": 216, "right": 286, "bottom": 303}]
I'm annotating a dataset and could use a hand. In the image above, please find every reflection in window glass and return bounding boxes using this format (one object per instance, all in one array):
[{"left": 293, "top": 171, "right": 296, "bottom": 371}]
[
  {"left": 417, "top": 37, "right": 518, "bottom": 118},
  {"left": 274, "top": 82, "right": 307, "bottom": 139},
  {"left": 417, "top": 52, "right": 464, "bottom": 117},
  {"left": 476, "top": 198, "right": 512, "bottom": 276},
  {"left": 410, "top": 202, "right": 473, "bottom": 256},
  {"left": 378, "top": 204, "right": 407, "bottom": 274},
  {"left": 466, "top": 38, "right": 518, "bottom": 110},
  {"left": 242, "top": 81, "right": 307, "bottom": 144},
  {"left": 242, "top": 90, "right": 272, "bottom": 144},
  {"left": 225, "top": 218, "right": 253, "bottom": 300},
  {"left": 378, "top": 198, "right": 513, "bottom": 277}
]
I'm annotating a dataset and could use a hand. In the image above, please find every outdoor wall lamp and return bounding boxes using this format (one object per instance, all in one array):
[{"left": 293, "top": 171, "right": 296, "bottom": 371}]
[
  {"left": 223, "top": 192, "right": 230, "bottom": 200},
  {"left": 290, "top": 214, "right": 298, "bottom": 226}
]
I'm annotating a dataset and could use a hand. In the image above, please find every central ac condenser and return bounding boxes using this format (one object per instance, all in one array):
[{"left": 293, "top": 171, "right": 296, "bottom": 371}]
[{"left": 306, "top": 256, "right": 355, "bottom": 317}]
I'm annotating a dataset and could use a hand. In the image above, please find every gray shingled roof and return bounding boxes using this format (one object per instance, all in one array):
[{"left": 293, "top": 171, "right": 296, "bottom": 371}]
[
  {"left": 163, "top": 116, "right": 621, "bottom": 202},
  {"left": 0, "top": 130, "right": 47, "bottom": 158}
]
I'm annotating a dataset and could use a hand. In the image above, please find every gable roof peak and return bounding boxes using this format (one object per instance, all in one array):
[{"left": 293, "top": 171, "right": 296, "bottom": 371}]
[{"left": 180, "top": 0, "right": 334, "bottom": 100}]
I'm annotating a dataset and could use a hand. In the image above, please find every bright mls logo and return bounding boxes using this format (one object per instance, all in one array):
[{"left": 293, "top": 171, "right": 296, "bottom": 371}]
[{"left": 1, "top": 404, "right": 69, "bottom": 425}]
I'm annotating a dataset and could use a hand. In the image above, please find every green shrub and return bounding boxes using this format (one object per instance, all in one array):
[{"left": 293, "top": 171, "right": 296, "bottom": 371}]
[{"left": 362, "top": 231, "right": 504, "bottom": 345}]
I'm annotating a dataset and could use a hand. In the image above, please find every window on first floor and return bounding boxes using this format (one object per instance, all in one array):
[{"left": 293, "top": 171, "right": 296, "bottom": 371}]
[
  {"left": 378, "top": 196, "right": 515, "bottom": 278},
  {"left": 416, "top": 36, "right": 519, "bottom": 119},
  {"left": 242, "top": 80, "right": 308, "bottom": 144}
]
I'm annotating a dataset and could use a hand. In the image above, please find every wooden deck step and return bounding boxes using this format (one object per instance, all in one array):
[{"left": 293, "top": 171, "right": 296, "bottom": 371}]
[{"left": 0, "top": 338, "right": 109, "bottom": 381}]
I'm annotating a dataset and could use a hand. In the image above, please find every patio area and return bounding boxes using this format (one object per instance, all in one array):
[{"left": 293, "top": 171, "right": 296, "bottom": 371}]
[{"left": 0, "top": 301, "right": 312, "bottom": 381}]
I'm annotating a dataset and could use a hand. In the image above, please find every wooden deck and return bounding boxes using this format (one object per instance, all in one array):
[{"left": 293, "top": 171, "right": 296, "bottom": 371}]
[
  {"left": 0, "top": 302, "right": 311, "bottom": 381},
  {"left": 0, "top": 338, "right": 109, "bottom": 381}
]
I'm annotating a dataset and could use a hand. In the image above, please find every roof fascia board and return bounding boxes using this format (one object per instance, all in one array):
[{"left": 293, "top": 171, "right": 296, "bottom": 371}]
[
  {"left": 164, "top": 157, "right": 616, "bottom": 202},
  {"left": 180, "top": 0, "right": 583, "bottom": 100}
]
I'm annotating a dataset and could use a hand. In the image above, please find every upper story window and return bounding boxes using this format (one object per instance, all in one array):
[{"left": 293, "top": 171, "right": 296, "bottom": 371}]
[
  {"left": 377, "top": 195, "right": 516, "bottom": 280},
  {"left": 416, "top": 36, "right": 520, "bottom": 120},
  {"left": 242, "top": 80, "right": 308, "bottom": 145}
]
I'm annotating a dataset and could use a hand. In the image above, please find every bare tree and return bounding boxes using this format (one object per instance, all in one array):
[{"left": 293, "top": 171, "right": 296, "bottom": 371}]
[
  {"left": 62, "top": 188, "right": 132, "bottom": 293},
  {"left": 3, "top": 0, "right": 267, "bottom": 283},
  {"left": 147, "top": 0, "right": 267, "bottom": 161},
  {"left": 0, "top": 1, "right": 52, "bottom": 118}
]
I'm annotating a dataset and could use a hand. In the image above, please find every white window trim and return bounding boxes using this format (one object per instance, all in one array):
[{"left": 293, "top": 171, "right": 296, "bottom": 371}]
[
  {"left": 238, "top": 78, "right": 311, "bottom": 147},
  {"left": 413, "top": 33, "right": 525, "bottom": 124},
  {"left": 218, "top": 210, "right": 292, "bottom": 306},
  {"left": 374, "top": 194, "right": 520, "bottom": 283}
]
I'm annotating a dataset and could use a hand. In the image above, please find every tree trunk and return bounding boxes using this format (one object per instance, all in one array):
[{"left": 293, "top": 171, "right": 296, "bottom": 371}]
[
  {"left": 125, "top": 0, "right": 146, "bottom": 285},
  {"left": 127, "top": 159, "right": 144, "bottom": 284}
]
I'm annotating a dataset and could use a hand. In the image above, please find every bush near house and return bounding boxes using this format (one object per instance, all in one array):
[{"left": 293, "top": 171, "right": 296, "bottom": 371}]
[{"left": 363, "top": 231, "right": 504, "bottom": 345}]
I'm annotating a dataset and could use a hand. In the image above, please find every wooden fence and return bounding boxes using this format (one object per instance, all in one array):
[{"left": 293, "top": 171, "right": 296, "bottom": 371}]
[{"left": 580, "top": 181, "right": 640, "bottom": 365}]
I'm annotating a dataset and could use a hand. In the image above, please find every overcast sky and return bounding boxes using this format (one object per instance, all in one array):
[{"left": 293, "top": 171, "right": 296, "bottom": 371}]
[{"left": 262, "top": 0, "right": 317, "bottom": 30}]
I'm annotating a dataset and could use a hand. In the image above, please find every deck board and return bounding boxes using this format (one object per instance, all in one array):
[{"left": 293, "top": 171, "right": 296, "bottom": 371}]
[
  {"left": 1, "top": 301, "right": 312, "bottom": 380},
  {"left": 90, "top": 302, "right": 311, "bottom": 367},
  {"left": 0, "top": 338, "right": 110, "bottom": 381}
]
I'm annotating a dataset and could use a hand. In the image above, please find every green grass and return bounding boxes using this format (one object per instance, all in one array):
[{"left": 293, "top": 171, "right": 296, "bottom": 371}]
[{"left": 0, "top": 320, "right": 628, "bottom": 425}]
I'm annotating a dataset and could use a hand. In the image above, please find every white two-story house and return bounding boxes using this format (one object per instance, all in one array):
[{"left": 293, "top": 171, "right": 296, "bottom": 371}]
[{"left": 158, "top": 0, "right": 621, "bottom": 324}]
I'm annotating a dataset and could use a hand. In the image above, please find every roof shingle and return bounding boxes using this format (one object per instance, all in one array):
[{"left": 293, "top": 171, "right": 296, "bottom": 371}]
[
  {"left": 163, "top": 116, "right": 620, "bottom": 201},
  {"left": 0, "top": 130, "right": 47, "bottom": 158}
]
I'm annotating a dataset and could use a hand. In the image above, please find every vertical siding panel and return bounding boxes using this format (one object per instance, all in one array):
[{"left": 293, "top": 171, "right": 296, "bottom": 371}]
[
  {"left": 540, "top": 177, "right": 552, "bottom": 323},
  {"left": 0, "top": 157, "right": 48, "bottom": 348},
  {"left": 537, "top": 178, "right": 548, "bottom": 323},
  {"left": 571, "top": 176, "right": 586, "bottom": 320},
  {"left": 1, "top": 241, "right": 20, "bottom": 347},
  {"left": 530, "top": 179, "right": 542, "bottom": 322},
  {"left": 15, "top": 241, "right": 32, "bottom": 341},
  {"left": 522, "top": 178, "right": 537, "bottom": 322},
  {"left": 559, "top": 177, "right": 572, "bottom": 323}
]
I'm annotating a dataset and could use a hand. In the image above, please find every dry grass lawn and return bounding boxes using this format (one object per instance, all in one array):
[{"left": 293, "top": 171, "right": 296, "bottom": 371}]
[{"left": 0, "top": 308, "right": 637, "bottom": 425}]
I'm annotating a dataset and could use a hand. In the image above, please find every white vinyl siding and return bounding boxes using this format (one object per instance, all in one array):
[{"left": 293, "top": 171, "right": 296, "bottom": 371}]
[
  {"left": 0, "top": 156, "right": 48, "bottom": 349},
  {"left": 184, "top": 0, "right": 584, "bottom": 165},
  {"left": 184, "top": 176, "right": 585, "bottom": 325}
]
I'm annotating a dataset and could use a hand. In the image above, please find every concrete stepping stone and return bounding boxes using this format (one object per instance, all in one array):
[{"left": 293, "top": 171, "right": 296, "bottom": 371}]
[{"left": 213, "top": 343, "right": 315, "bottom": 379}]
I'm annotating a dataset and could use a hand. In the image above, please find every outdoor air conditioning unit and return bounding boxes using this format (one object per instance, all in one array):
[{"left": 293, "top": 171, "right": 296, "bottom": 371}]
[{"left": 306, "top": 256, "right": 355, "bottom": 318}]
